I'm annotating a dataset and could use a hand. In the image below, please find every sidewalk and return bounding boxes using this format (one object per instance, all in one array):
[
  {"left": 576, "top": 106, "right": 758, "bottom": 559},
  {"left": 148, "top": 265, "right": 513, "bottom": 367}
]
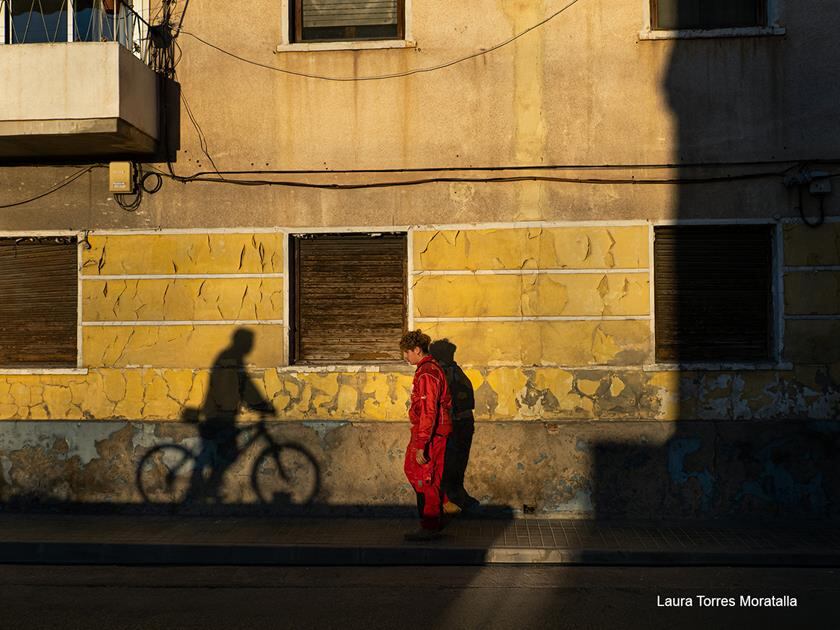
[{"left": 0, "top": 513, "right": 838, "bottom": 567}]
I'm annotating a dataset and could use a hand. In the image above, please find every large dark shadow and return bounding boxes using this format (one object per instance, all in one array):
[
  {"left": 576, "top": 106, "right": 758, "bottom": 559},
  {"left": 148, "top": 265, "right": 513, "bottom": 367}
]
[{"left": 589, "top": 0, "right": 840, "bottom": 524}]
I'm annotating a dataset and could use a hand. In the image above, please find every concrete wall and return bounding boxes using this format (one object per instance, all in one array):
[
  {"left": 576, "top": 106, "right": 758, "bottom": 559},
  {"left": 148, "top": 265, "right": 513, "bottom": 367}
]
[
  {"left": 1, "top": 0, "right": 839, "bottom": 518},
  {"left": 1, "top": 420, "right": 837, "bottom": 520}
]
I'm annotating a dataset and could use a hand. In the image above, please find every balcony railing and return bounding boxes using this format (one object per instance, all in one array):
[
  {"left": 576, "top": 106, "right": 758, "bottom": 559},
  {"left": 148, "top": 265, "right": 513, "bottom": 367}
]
[{"left": 0, "top": 0, "right": 150, "bottom": 63}]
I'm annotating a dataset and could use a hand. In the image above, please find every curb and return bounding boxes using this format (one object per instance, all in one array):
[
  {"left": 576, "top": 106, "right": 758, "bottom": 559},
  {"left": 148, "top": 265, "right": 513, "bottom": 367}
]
[{"left": 2, "top": 542, "right": 839, "bottom": 567}]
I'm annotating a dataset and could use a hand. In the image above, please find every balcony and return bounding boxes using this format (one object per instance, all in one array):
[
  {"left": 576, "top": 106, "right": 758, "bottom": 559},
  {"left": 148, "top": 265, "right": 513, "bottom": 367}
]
[{"left": 0, "top": 1, "right": 161, "bottom": 160}]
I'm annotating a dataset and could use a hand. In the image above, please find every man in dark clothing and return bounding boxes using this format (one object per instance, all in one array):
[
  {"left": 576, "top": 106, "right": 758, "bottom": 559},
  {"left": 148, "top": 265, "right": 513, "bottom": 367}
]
[{"left": 400, "top": 330, "right": 453, "bottom": 541}]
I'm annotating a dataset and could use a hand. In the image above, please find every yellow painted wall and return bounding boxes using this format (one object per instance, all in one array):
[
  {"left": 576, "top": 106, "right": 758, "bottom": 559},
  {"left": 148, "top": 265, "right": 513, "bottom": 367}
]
[
  {"left": 83, "top": 278, "right": 283, "bottom": 321},
  {"left": 413, "top": 273, "right": 650, "bottom": 318},
  {"left": 784, "top": 224, "right": 840, "bottom": 266},
  {"left": 1, "top": 226, "right": 839, "bottom": 421},
  {"left": 413, "top": 227, "right": 650, "bottom": 271},
  {"left": 782, "top": 224, "right": 840, "bottom": 363},
  {"left": 784, "top": 272, "right": 840, "bottom": 316},
  {"left": 81, "top": 233, "right": 284, "bottom": 275}
]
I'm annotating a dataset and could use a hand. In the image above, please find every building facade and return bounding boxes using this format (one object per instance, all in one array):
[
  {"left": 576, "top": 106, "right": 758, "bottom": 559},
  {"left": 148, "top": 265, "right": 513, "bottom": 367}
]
[{"left": 0, "top": 0, "right": 838, "bottom": 518}]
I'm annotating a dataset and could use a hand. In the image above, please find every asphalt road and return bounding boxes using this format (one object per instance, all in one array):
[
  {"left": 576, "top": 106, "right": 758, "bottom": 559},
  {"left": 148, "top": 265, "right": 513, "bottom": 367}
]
[{"left": 0, "top": 565, "right": 835, "bottom": 629}]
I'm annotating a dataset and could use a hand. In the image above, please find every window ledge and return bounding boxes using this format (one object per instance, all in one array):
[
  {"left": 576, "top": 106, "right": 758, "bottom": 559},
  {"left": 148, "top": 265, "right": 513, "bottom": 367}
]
[
  {"left": 276, "top": 39, "right": 416, "bottom": 53},
  {"left": 275, "top": 364, "right": 414, "bottom": 374},
  {"left": 0, "top": 368, "right": 89, "bottom": 375},
  {"left": 643, "top": 362, "right": 793, "bottom": 372},
  {"left": 639, "top": 26, "right": 785, "bottom": 41}
]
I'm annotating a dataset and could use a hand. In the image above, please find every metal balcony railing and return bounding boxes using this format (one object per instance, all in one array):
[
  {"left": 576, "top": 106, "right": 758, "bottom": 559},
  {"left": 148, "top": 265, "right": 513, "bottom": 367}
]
[{"left": 0, "top": 0, "right": 150, "bottom": 62}]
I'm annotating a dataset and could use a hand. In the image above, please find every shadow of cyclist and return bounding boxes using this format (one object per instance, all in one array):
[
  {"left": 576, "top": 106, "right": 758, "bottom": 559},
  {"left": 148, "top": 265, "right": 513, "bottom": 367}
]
[{"left": 183, "top": 327, "right": 275, "bottom": 503}]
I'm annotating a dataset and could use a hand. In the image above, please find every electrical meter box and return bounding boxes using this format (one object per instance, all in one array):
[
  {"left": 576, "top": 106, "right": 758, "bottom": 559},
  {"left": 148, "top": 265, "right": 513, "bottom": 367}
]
[{"left": 109, "top": 162, "right": 134, "bottom": 194}]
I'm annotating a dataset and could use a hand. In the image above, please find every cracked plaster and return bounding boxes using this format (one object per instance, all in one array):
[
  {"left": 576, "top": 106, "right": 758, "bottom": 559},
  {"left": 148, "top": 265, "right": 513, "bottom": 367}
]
[
  {"left": 84, "top": 278, "right": 283, "bottom": 321},
  {"left": 413, "top": 273, "right": 649, "bottom": 318},
  {"left": 2, "top": 366, "right": 839, "bottom": 422},
  {"left": 413, "top": 226, "right": 649, "bottom": 271},
  {"left": 82, "top": 233, "right": 283, "bottom": 275}
]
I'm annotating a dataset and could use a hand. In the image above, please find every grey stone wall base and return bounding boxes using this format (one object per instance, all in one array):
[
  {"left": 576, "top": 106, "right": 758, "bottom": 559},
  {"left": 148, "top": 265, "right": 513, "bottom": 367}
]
[{"left": 0, "top": 420, "right": 836, "bottom": 520}]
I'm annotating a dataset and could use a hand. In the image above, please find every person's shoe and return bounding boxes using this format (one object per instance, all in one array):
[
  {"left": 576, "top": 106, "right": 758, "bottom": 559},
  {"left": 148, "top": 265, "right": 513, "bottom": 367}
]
[
  {"left": 443, "top": 501, "right": 462, "bottom": 515},
  {"left": 404, "top": 528, "right": 442, "bottom": 542}
]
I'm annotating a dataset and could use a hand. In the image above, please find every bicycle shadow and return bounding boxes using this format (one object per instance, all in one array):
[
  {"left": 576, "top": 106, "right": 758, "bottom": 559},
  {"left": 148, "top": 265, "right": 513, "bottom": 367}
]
[{"left": 136, "top": 328, "right": 321, "bottom": 511}]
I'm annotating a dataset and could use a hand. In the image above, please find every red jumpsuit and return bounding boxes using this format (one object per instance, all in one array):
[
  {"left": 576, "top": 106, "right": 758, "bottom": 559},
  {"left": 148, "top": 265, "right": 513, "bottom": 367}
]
[{"left": 404, "top": 355, "right": 453, "bottom": 530}]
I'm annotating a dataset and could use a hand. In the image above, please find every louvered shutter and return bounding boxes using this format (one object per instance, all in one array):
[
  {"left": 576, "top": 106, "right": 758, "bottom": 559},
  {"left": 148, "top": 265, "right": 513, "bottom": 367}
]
[
  {"left": 291, "top": 234, "right": 407, "bottom": 363},
  {"left": 0, "top": 237, "right": 77, "bottom": 367},
  {"left": 654, "top": 225, "right": 772, "bottom": 362}
]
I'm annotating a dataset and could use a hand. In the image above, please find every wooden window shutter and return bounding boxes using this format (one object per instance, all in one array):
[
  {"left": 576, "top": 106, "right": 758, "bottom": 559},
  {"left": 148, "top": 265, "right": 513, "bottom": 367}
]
[
  {"left": 291, "top": 234, "right": 407, "bottom": 363},
  {"left": 654, "top": 225, "right": 772, "bottom": 362},
  {"left": 0, "top": 237, "right": 78, "bottom": 367}
]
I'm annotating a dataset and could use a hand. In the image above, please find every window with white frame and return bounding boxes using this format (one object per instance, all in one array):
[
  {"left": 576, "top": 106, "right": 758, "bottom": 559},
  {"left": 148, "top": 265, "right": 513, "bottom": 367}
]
[
  {"left": 653, "top": 225, "right": 774, "bottom": 363},
  {"left": 650, "top": 0, "right": 766, "bottom": 31},
  {"left": 289, "top": 233, "right": 407, "bottom": 364},
  {"left": 0, "top": 236, "right": 78, "bottom": 368},
  {"left": 289, "top": 0, "right": 405, "bottom": 43}
]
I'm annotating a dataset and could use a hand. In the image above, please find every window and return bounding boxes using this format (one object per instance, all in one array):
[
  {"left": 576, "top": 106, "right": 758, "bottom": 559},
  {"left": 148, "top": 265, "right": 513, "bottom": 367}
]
[
  {"left": 289, "top": 233, "right": 407, "bottom": 364},
  {"left": 1, "top": 0, "right": 136, "bottom": 45},
  {"left": 0, "top": 236, "right": 77, "bottom": 368},
  {"left": 653, "top": 225, "right": 773, "bottom": 363},
  {"left": 290, "top": 0, "right": 404, "bottom": 43},
  {"left": 651, "top": 0, "right": 765, "bottom": 31}
]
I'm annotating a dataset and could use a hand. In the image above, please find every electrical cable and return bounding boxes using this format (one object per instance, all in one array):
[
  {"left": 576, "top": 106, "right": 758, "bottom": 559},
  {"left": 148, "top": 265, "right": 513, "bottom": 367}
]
[
  {"left": 174, "top": 0, "right": 190, "bottom": 36},
  {"left": 160, "top": 159, "right": 840, "bottom": 178},
  {"left": 140, "top": 171, "right": 163, "bottom": 194},
  {"left": 0, "top": 165, "right": 100, "bottom": 209},
  {"left": 114, "top": 164, "right": 144, "bottom": 211},
  {"left": 114, "top": 187, "right": 143, "bottom": 211},
  {"left": 180, "top": 0, "right": 584, "bottom": 82},
  {"left": 147, "top": 167, "right": 793, "bottom": 190},
  {"left": 797, "top": 185, "right": 826, "bottom": 228},
  {"left": 178, "top": 81, "right": 224, "bottom": 178}
]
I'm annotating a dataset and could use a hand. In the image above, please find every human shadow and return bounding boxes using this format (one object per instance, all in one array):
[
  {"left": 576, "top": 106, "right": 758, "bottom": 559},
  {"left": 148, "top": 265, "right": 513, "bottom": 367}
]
[
  {"left": 429, "top": 338, "right": 479, "bottom": 511},
  {"left": 136, "top": 328, "right": 321, "bottom": 509},
  {"left": 187, "top": 328, "right": 274, "bottom": 503}
]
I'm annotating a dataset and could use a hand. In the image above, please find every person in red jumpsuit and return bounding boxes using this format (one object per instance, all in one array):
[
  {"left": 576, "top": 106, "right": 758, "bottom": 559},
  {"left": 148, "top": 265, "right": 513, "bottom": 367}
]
[{"left": 400, "top": 330, "right": 453, "bottom": 541}]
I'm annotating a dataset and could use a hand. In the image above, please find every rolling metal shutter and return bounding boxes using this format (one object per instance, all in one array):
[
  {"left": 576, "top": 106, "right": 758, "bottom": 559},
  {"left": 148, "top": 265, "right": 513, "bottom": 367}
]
[
  {"left": 302, "top": 0, "right": 398, "bottom": 28},
  {"left": 291, "top": 234, "right": 407, "bottom": 363},
  {"left": 0, "top": 237, "right": 77, "bottom": 367},
  {"left": 654, "top": 225, "right": 772, "bottom": 362}
]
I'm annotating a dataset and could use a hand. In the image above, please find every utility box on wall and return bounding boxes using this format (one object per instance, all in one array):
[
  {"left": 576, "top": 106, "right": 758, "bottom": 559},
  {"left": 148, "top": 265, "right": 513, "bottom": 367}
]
[{"left": 109, "top": 161, "right": 134, "bottom": 193}]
